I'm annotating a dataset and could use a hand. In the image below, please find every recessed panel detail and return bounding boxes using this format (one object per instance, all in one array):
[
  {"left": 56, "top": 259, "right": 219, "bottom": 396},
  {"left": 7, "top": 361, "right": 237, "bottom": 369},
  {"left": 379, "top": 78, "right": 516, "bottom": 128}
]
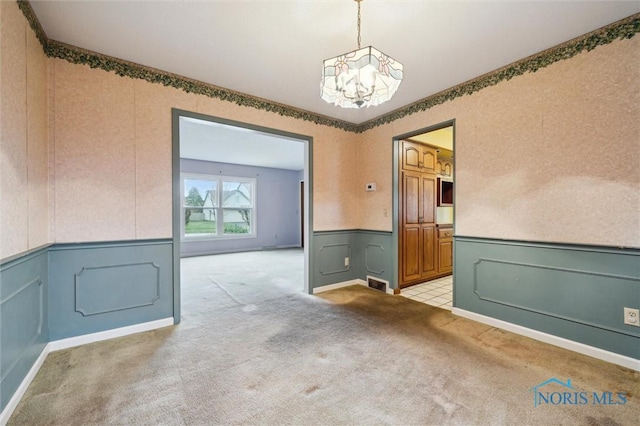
[
  {"left": 365, "top": 244, "right": 385, "bottom": 275},
  {"left": 473, "top": 258, "right": 640, "bottom": 337},
  {"left": 0, "top": 277, "right": 43, "bottom": 381},
  {"left": 318, "top": 244, "right": 351, "bottom": 275},
  {"left": 75, "top": 262, "right": 160, "bottom": 316}
]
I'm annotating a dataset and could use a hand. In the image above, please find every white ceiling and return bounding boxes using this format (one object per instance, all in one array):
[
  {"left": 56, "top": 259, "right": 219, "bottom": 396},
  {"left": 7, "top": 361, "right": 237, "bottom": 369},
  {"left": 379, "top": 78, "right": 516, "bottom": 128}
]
[
  {"left": 28, "top": 1, "right": 639, "bottom": 169},
  {"left": 179, "top": 117, "right": 305, "bottom": 171},
  {"left": 30, "top": 1, "right": 639, "bottom": 125}
]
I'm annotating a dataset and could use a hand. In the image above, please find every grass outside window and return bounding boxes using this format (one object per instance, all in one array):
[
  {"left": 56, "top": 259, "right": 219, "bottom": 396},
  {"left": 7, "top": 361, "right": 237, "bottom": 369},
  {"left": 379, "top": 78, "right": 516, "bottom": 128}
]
[{"left": 185, "top": 221, "right": 216, "bottom": 235}]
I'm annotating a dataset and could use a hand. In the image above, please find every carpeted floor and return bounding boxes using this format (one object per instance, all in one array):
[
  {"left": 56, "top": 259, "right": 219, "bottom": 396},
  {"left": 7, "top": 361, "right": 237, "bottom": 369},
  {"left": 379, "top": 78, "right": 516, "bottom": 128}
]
[{"left": 8, "top": 250, "right": 639, "bottom": 425}]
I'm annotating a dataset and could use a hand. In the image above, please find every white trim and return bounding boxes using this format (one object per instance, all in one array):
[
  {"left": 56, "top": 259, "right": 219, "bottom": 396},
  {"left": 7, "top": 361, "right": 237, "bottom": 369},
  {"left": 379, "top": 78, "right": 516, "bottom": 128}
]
[
  {"left": 452, "top": 308, "right": 640, "bottom": 372},
  {"left": 180, "top": 245, "right": 301, "bottom": 258},
  {"left": 48, "top": 317, "right": 175, "bottom": 352},
  {"left": 269, "top": 244, "right": 300, "bottom": 250},
  {"left": 312, "top": 279, "right": 366, "bottom": 294},
  {"left": 0, "top": 318, "right": 174, "bottom": 425},
  {"left": 0, "top": 344, "right": 50, "bottom": 426}
]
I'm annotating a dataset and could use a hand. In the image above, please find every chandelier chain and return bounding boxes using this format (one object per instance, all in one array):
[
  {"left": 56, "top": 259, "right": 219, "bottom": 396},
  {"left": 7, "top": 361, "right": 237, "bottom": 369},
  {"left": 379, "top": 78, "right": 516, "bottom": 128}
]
[
  {"left": 357, "top": 0, "right": 361, "bottom": 49},
  {"left": 321, "top": 0, "right": 403, "bottom": 108}
]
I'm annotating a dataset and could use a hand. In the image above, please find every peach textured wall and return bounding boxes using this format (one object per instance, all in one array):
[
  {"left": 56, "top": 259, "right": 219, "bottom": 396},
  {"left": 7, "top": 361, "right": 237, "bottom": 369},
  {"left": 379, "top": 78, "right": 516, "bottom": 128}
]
[
  {"left": 358, "top": 36, "right": 640, "bottom": 248},
  {"left": 0, "top": 1, "right": 49, "bottom": 259},
  {"left": 51, "top": 60, "right": 359, "bottom": 242},
  {"left": 3, "top": 1, "right": 638, "bottom": 251}
]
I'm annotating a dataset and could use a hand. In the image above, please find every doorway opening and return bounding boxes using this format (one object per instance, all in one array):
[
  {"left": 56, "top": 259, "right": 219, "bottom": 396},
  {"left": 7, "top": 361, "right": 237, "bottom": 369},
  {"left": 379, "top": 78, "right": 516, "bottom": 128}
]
[
  {"left": 171, "top": 109, "right": 313, "bottom": 323},
  {"left": 393, "top": 120, "right": 455, "bottom": 310}
]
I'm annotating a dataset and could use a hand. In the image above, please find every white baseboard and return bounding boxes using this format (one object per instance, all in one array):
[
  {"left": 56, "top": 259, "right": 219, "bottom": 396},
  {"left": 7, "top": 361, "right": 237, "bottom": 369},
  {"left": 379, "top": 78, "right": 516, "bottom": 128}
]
[
  {"left": 0, "top": 344, "right": 50, "bottom": 426},
  {"left": 0, "top": 317, "right": 174, "bottom": 425},
  {"left": 313, "top": 278, "right": 397, "bottom": 295},
  {"left": 452, "top": 308, "right": 640, "bottom": 372},
  {"left": 48, "top": 317, "right": 175, "bottom": 352},
  {"left": 313, "top": 279, "right": 367, "bottom": 294}
]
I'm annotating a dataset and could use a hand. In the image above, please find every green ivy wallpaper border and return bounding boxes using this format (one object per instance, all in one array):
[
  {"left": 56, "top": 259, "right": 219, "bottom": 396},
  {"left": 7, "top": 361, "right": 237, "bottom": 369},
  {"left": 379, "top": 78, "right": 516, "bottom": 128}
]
[
  {"left": 359, "top": 13, "right": 640, "bottom": 132},
  {"left": 17, "top": 1, "right": 639, "bottom": 134}
]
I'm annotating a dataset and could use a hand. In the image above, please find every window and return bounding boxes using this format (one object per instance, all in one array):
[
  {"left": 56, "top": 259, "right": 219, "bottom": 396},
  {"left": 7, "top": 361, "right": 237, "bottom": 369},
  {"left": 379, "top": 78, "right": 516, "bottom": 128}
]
[{"left": 182, "top": 173, "right": 256, "bottom": 239}]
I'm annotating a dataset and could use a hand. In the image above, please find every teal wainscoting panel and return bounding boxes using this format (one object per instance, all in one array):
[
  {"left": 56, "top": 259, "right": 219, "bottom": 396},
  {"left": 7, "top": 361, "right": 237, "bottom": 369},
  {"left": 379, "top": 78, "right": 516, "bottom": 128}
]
[
  {"left": 48, "top": 240, "right": 173, "bottom": 340},
  {"left": 0, "top": 248, "right": 49, "bottom": 412},
  {"left": 358, "top": 230, "right": 394, "bottom": 286},
  {"left": 312, "top": 230, "right": 393, "bottom": 290},
  {"left": 75, "top": 262, "right": 160, "bottom": 316},
  {"left": 312, "top": 231, "right": 359, "bottom": 288},
  {"left": 455, "top": 237, "right": 640, "bottom": 359}
]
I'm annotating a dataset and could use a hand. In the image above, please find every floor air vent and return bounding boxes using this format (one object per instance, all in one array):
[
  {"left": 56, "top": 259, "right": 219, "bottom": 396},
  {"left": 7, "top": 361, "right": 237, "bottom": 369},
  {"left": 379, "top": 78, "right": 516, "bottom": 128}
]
[{"left": 367, "top": 277, "right": 387, "bottom": 293}]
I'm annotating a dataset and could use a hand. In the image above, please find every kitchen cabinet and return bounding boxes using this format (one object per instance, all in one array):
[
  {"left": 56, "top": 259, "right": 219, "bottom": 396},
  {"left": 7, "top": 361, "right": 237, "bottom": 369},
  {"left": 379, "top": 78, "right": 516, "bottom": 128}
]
[
  {"left": 402, "top": 140, "right": 437, "bottom": 174},
  {"left": 399, "top": 168, "right": 438, "bottom": 285},
  {"left": 437, "top": 227, "right": 453, "bottom": 274},
  {"left": 436, "top": 158, "right": 453, "bottom": 178},
  {"left": 400, "top": 140, "right": 455, "bottom": 287}
]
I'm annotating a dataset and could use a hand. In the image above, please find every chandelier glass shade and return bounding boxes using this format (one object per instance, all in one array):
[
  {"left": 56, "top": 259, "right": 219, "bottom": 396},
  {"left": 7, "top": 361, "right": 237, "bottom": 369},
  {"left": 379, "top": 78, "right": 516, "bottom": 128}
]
[{"left": 320, "top": 0, "right": 403, "bottom": 108}]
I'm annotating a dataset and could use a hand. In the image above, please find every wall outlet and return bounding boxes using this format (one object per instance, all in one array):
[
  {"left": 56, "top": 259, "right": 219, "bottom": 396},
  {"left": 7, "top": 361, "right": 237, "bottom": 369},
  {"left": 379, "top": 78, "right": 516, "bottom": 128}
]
[
  {"left": 623, "top": 307, "right": 639, "bottom": 327},
  {"left": 344, "top": 257, "right": 350, "bottom": 267}
]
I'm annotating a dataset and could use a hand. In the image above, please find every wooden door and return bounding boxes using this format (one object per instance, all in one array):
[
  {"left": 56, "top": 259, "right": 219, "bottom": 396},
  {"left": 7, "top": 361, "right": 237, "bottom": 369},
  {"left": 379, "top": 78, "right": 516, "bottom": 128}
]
[
  {"left": 421, "top": 226, "right": 437, "bottom": 277},
  {"left": 437, "top": 159, "right": 453, "bottom": 178},
  {"left": 443, "top": 160, "right": 453, "bottom": 178},
  {"left": 438, "top": 240, "right": 453, "bottom": 273},
  {"left": 421, "top": 174, "right": 436, "bottom": 224},
  {"left": 402, "top": 141, "right": 423, "bottom": 172},
  {"left": 420, "top": 146, "right": 437, "bottom": 174},
  {"left": 400, "top": 171, "right": 437, "bottom": 284},
  {"left": 420, "top": 174, "right": 437, "bottom": 278},
  {"left": 401, "top": 171, "right": 422, "bottom": 283}
]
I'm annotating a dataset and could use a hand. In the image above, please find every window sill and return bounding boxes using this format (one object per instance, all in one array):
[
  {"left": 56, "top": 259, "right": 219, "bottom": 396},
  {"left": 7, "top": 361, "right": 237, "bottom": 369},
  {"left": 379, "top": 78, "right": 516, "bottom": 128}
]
[{"left": 181, "top": 234, "right": 257, "bottom": 243}]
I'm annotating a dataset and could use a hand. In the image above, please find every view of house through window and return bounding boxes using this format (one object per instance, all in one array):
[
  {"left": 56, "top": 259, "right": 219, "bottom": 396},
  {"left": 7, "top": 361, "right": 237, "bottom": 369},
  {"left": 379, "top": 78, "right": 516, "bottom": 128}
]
[{"left": 182, "top": 174, "right": 255, "bottom": 239}]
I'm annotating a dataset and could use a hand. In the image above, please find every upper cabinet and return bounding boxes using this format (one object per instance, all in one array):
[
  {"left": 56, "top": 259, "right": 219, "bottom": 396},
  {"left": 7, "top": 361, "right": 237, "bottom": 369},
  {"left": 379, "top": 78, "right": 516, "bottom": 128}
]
[
  {"left": 436, "top": 158, "right": 453, "bottom": 178},
  {"left": 402, "top": 140, "right": 437, "bottom": 174},
  {"left": 402, "top": 140, "right": 453, "bottom": 178}
]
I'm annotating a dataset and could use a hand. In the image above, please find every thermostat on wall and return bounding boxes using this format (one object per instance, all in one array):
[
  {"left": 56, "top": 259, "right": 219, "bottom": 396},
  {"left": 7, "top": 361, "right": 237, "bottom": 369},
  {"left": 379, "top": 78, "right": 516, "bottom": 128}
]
[{"left": 366, "top": 182, "right": 377, "bottom": 192}]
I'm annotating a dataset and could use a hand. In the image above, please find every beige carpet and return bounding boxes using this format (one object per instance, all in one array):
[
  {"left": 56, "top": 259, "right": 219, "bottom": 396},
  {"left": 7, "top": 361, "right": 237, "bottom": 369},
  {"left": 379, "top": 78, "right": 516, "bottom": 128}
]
[{"left": 8, "top": 250, "right": 639, "bottom": 425}]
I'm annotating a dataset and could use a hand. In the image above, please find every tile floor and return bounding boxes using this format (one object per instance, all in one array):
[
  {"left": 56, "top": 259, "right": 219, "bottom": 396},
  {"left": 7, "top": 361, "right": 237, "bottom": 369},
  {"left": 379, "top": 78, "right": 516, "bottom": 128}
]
[{"left": 400, "top": 275, "right": 453, "bottom": 310}]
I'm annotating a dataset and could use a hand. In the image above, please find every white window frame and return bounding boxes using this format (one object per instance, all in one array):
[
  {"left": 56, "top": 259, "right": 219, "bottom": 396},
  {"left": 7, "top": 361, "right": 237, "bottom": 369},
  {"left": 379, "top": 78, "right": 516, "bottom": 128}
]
[{"left": 181, "top": 173, "right": 257, "bottom": 241}]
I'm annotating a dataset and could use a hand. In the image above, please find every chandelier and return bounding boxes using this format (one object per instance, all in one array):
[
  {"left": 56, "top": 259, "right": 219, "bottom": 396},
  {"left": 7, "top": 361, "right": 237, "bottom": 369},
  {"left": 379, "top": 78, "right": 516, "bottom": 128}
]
[{"left": 321, "top": 0, "right": 403, "bottom": 108}]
